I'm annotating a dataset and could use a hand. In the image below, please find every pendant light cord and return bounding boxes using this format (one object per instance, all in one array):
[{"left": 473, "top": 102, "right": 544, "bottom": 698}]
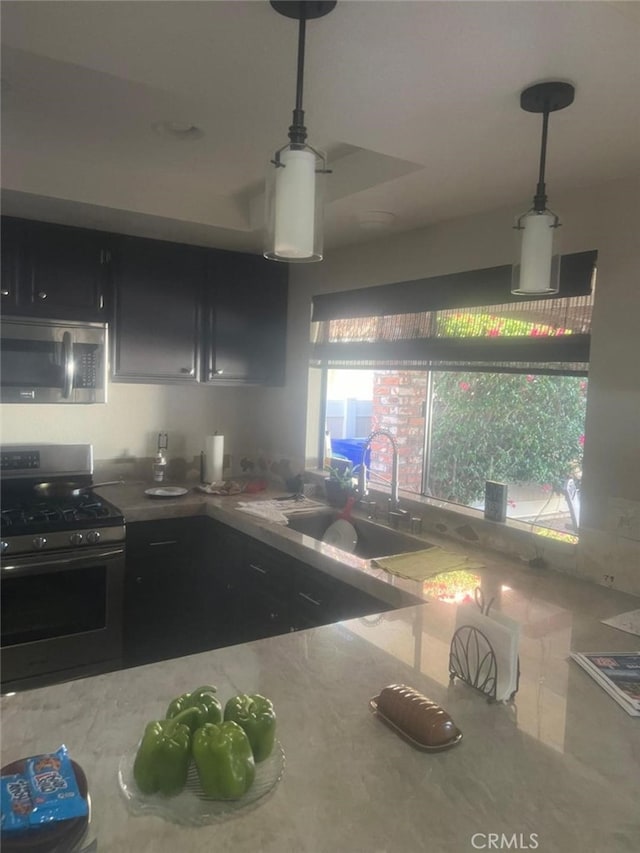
[
  {"left": 288, "top": 9, "right": 308, "bottom": 145},
  {"left": 533, "top": 107, "right": 550, "bottom": 212}
]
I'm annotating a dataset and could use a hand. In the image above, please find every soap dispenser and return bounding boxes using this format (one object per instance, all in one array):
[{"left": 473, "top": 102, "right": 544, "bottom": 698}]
[{"left": 153, "top": 432, "right": 168, "bottom": 482}]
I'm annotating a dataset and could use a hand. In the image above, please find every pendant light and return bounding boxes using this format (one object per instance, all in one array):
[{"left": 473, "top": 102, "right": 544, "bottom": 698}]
[
  {"left": 265, "top": 1, "right": 336, "bottom": 263},
  {"left": 511, "top": 81, "right": 575, "bottom": 295}
]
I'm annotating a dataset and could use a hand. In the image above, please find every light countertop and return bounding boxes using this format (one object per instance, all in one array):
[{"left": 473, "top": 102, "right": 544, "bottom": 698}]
[
  {"left": 2, "top": 482, "right": 639, "bottom": 851},
  {"left": 89, "top": 481, "right": 563, "bottom": 609},
  {"left": 2, "top": 581, "right": 639, "bottom": 851}
]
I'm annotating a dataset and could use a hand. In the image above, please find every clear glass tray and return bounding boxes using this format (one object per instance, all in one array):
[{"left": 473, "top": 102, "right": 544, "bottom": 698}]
[{"left": 117, "top": 741, "right": 285, "bottom": 826}]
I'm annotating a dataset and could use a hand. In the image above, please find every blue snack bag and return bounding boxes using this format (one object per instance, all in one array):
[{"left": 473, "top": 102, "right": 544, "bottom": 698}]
[
  {"left": 26, "top": 746, "right": 88, "bottom": 826},
  {"left": 1, "top": 773, "right": 33, "bottom": 833}
]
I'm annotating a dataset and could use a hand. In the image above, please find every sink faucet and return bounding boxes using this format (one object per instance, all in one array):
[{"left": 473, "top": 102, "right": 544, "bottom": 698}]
[{"left": 357, "top": 429, "right": 400, "bottom": 511}]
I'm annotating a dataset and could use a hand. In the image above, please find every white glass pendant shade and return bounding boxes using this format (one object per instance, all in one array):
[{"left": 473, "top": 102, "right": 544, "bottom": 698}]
[
  {"left": 265, "top": 146, "right": 325, "bottom": 262},
  {"left": 511, "top": 209, "right": 561, "bottom": 295}
]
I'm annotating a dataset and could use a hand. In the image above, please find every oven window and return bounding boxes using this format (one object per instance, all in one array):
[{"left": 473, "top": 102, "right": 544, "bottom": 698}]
[{"left": 1, "top": 565, "right": 107, "bottom": 646}]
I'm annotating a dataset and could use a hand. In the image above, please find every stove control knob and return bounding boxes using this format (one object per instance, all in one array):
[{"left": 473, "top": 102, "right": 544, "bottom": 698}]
[
  {"left": 33, "top": 536, "right": 47, "bottom": 549},
  {"left": 1, "top": 541, "right": 8, "bottom": 553},
  {"left": 69, "top": 533, "right": 84, "bottom": 546},
  {"left": 86, "top": 530, "right": 101, "bottom": 545}
]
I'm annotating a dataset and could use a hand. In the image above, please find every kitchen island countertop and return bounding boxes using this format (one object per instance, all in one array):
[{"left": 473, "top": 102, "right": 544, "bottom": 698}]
[{"left": 2, "top": 564, "right": 640, "bottom": 851}]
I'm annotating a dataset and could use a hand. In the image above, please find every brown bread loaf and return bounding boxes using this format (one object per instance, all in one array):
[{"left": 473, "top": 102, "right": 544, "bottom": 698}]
[{"left": 375, "top": 684, "right": 458, "bottom": 746}]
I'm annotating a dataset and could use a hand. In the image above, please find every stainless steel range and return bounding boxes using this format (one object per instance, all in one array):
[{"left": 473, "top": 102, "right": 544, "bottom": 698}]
[{"left": 1, "top": 444, "right": 125, "bottom": 692}]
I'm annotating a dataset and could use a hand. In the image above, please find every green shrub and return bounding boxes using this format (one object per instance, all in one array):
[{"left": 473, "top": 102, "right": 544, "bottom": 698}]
[{"left": 428, "top": 373, "right": 586, "bottom": 505}]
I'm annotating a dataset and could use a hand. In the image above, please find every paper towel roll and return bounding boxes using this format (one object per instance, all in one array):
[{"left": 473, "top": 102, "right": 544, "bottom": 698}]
[{"left": 205, "top": 435, "right": 224, "bottom": 483}]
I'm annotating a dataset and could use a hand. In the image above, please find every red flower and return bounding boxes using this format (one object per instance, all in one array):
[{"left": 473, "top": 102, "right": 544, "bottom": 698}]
[
  {"left": 487, "top": 328, "right": 500, "bottom": 337},
  {"left": 526, "top": 375, "right": 535, "bottom": 382},
  {"left": 579, "top": 434, "right": 585, "bottom": 446},
  {"left": 458, "top": 381, "right": 471, "bottom": 392}
]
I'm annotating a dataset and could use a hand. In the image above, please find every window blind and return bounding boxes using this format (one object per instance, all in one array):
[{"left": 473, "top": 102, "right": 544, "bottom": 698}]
[{"left": 310, "top": 251, "right": 596, "bottom": 375}]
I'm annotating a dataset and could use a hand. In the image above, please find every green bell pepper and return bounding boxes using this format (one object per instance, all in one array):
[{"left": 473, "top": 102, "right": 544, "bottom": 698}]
[
  {"left": 192, "top": 721, "right": 255, "bottom": 800},
  {"left": 166, "top": 685, "right": 223, "bottom": 732},
  {"left": 132, "top": 707, "right": 199, "bottom": 796},
  {"left": 223, "top": 693, "right": 276, "bottom": 763}
]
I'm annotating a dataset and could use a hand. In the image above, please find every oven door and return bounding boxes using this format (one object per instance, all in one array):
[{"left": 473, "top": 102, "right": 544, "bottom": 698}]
[{"left": 1, "top": 546, "right": 124, "bottom": 691}]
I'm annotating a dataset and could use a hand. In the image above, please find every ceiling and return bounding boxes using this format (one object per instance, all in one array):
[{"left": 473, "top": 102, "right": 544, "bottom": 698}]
[{"left": 1, "top": 1, "right": 639, "bottom": 254}]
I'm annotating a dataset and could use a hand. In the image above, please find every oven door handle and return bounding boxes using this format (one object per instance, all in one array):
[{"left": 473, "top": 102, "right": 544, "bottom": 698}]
[
  {"left": 1, "top": 546, "right": 125, "bottom": 575},
  {"left": 62, "top": 330, "right": 74, "bottom": 399}
]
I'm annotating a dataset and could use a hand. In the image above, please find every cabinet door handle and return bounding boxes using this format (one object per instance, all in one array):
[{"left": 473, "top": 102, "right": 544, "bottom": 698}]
[
  {"left": 180, "top": 367, "right": 195, "bottom": 375},
  {"left": 38, "top": 291, "right": 47, "bottom": 300},
  {"left": 298, "top": 591, "right": 322, "bottom": 607},
  {"left": 249, "top": 563, "right": 267, "bottom": 574},
  {"left": 1, "top": 289, "right": 9, "bottom": 297},
  {"left": 149, "top": 540, "right": 179, "bottom": 547}
]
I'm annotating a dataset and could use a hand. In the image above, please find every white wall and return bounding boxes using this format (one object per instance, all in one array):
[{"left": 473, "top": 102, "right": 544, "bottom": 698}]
[{"left": 0, "top": 381, "right": 255, "bottom": 472}]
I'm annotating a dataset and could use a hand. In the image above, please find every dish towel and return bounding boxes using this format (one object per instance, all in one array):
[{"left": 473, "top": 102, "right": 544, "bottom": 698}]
[{"left": 372, "top": 547, "right": 484, "bottom": 582}]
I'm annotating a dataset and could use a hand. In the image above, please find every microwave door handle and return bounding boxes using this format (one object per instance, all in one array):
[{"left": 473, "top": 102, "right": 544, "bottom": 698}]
[{"left": 62, "top": 331, "right": 74, "bottom": 399}]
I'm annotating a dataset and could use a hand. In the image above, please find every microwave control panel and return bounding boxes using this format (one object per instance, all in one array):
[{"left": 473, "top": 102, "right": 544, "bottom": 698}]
[{"left": 75, "top": 345, "right": 101, "bottom": 389}]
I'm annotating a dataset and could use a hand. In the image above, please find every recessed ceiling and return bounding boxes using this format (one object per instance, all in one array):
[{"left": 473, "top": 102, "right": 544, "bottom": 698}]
[{"left": 1, "top": 0, "right": 639, "bottom": 253}]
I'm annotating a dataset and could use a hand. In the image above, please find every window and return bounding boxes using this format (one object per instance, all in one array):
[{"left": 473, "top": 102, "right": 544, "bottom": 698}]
[
  {"left": 324, "top": 367, "right": 586, "bottom": 533},
  {"left": 312, "top": 252, "right": 596, "bottom": 534}
]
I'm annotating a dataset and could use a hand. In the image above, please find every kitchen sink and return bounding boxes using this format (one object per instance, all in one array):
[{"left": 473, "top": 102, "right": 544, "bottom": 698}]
[{"left": 286, "top": 510, "right": 433, "bottom": 560}]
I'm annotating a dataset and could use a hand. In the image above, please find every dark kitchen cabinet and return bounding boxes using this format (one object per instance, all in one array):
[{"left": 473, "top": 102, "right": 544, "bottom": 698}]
[
  {"left": 1, "top": 217, "right": 22, "bottom": 312},
  {"left": 0, "top": 217, "right": 111, "bottom": 321},
  {"left": 111, "top": 235, "right": 205, "bottom": 383},
  {"left": 123, "top": 517, "right": 207, "bottom": 666},
  {"left": 199, "top": 520, "right": 393, "bottom": 645},
  {"left": 205, "top": 250, "right": 288, "bottom": 385},
  {"left": 124, "top": 516, "right": 395, "bottom": 668},
  {"left": 1, "top": 217, "right": 288, "bottom": 387},
  {"left": 195, "top": 521, "right": 291, "bottom": 647}
]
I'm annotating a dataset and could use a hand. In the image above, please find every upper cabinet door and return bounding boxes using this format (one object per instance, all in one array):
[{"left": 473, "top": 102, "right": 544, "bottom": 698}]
[
  {"left": 1, "top": 217, "right": 23, "bottom": 313},
  {"left": 205, "top": 251, "right": 288, "bottom": 385},
  {"left": 111, "top": 235, "right": 204, "bottom": 383},
  {"left": 1, "top": 217, "right": 111, "bottom": 321}
]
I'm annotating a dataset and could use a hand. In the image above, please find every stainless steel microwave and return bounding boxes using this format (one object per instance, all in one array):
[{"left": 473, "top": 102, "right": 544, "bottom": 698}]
[{"left": 0, "top": 317, "right": 107, "bottom": 403}]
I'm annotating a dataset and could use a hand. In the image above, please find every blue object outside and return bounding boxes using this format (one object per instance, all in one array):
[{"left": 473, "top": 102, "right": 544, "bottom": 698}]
[{"left": 330, "top": 438, "right": 370, "bottom": 470}]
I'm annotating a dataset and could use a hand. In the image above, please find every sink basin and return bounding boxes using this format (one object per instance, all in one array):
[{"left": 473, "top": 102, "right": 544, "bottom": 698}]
[{"left": 286, "top": 511, "right": 432, "bottom": 559}]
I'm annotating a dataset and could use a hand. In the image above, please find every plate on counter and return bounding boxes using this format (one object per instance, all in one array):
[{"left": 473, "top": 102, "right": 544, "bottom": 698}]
[
  {"left": 117, "top": 740, "right": 285, "bottom": 826},
  {"left": 144, "top": 487, "right": 189, "bottom": 499}
]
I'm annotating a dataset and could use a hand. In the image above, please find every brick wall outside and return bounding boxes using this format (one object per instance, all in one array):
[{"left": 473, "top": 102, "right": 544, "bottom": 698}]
[{"left": 370, "top": 372, "right": 426, "bottom": 494}]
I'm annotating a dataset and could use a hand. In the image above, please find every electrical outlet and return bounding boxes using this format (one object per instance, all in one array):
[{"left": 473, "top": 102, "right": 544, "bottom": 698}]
[
  {"left": 603, "top": 574, "right": 615, "bottom": 588},
  {"left": 606, "top": 497, "right": 640, "bottom": 542}
]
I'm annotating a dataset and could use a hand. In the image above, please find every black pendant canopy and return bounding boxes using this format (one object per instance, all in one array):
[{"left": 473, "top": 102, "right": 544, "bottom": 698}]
[
  {"left": 520, "top": 81, "right": 575, "bottom": 114},
  {"left": 270, "top": 1, "right": 337, "bottom": 21}
]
